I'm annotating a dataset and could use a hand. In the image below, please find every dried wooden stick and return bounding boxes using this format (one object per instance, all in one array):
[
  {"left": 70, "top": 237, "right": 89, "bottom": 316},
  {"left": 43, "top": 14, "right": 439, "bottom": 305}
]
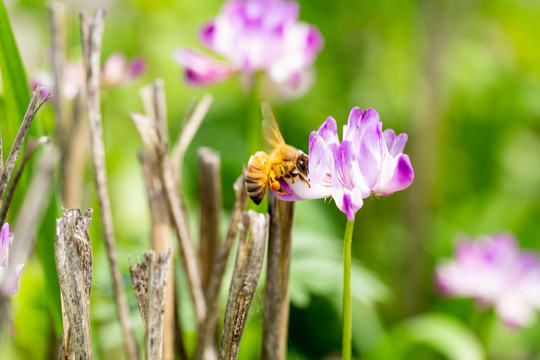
[
  {"left": 80, "top": 9, "right": 138, "bottom": 360},
  {"left": 198, "top": 148, "right": 222, "bottom": 290},
  {"left": 55, "top": 208, "right": 94, "bottom": 360},
  {"left": 160, "top": 152, "right": 207, "bottom": 326},
  {"left": 0, "top": 86, "right": 50, "bottom": 209},
  {"left": 171, "top": 94, "right": 213, "bottom": 180},
  {"left": 140, "top": 80, "right": 168, "bottom": 144},
  {"left": 194, "top": 173, "right": 247, "bottom": 360},
  {"left": 0, "top": 136, "right": 50, "bottom": 226},
  {"left": 219, "top": 211, "right": 269, "bottom": 360},
  {"left": 130, "top": 255, "right": 149, "bottom": 331},
  {"left": 138, "top": 151, "right": 176, "bottom": 360},
  {"left": 261, "top": 194, "right": 295, "bottom": 360},
  {"left": 48, "top": 2, "right": 67, "bottom": 149},
  {"left": 137, "top": 81, "right": 175, "bottom": 360},
  {"left": 132, "top": 91, "right": 212, "bottom": 330},
  {"left": 50, "top": 2, "right": 87, "bottom": 208},
  {"left": 130, "top": 248, "right": 172, "bottom": 360},
  {"left": 62, "top": 99, "right": 88, "bottom": 208},
  {"left": 146, "top": 249, "right": 172, "bottom": 360}
]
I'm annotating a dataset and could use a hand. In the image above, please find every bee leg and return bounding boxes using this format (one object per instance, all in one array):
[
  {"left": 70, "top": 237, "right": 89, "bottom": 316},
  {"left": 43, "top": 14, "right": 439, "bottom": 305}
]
[{"left": 299, "top": 174, "right": 311, "bottom": 188}]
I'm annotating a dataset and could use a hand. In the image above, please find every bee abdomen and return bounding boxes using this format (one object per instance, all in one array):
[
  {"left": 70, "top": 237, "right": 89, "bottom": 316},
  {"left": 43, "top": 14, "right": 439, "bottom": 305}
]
[
  {"left": 246, "top": 152, "right": 270, "bottom": 205},
  {"left": 246, "top": 184, "right": 267, "bottom": 205}
]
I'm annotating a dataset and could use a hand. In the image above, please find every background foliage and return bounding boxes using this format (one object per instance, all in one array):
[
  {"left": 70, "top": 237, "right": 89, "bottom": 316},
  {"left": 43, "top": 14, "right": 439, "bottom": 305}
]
[{"left": 2, "top": 0, "right": 540, "bottom": 359}]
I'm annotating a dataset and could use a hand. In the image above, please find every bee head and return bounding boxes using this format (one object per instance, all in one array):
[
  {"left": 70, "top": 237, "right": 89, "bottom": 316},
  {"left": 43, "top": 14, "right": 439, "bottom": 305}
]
[{"left": 296, "top": 152, "right": 309, "bottom": 177}]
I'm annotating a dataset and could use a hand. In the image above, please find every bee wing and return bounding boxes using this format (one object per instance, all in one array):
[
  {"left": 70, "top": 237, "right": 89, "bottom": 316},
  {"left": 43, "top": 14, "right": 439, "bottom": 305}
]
[{"left": 261, "top": 101, "right": 285, "bottom": 148}]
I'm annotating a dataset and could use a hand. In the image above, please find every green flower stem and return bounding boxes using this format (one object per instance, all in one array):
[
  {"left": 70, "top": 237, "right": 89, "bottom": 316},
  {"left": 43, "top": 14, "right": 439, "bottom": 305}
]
[{"left": 343, "top": 218, "right": 356, "bottom": 360}]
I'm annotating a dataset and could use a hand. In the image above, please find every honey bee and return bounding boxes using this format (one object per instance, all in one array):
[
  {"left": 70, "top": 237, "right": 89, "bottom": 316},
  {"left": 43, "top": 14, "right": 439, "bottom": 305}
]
[{"left": 245, "top": 102, "right": 310, "bottom": 205}]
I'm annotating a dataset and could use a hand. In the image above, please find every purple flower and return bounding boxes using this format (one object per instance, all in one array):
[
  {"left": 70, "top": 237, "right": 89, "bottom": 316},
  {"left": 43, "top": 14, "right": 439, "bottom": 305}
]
[
  {"left": 275, "top": 107, "right": 414, "bottom": 221},
  {"left": 101, "top": 52, "right": 147, "bottom": 89},
  {"left": 435, "top": 234, "right": 540, "bottom": 328},
  {"left": 174, "top": 0, "right": 323, "bottom": 95},
  {"left": 0, "top": 223, "right": 24, "bottom": 295}
]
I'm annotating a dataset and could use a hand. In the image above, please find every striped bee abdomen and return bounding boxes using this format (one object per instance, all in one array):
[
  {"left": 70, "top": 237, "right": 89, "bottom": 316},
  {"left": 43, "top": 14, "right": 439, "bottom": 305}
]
[{"left": 246, "top": 151, "right": 270, "bottom": 205}]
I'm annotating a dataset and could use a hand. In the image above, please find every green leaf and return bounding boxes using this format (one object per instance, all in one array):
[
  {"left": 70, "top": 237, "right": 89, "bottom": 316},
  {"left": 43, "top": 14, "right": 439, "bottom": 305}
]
[
  {"left": 289, "top": 228, "right": 390, "bottom": 309},
  {"left": 0, "top": 0, "right": 30, "bottom": 140},
  {"left": 371, "top": 313, "right": 486, "bottom": 360}
]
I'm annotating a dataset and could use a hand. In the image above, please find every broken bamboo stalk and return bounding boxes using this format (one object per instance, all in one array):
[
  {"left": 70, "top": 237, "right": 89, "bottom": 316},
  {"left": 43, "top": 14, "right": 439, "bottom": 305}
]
[
  {"left": 194, "top": 173, "right": 247, "bottom": 360},
  {"left": 55, "top": 208, "right": 94, "bottom": 360},
  {"left": 130, "top": 248, "right": 173, "bottom": 360},
  {"left": 218, "top": 211, "right": 269, "bottom": 360},
  {"left": 138, "top": 80, "right": 176, "bottom": 360},
  {"left": 261, "top": 193, "right": 295, "bottom": 360}
]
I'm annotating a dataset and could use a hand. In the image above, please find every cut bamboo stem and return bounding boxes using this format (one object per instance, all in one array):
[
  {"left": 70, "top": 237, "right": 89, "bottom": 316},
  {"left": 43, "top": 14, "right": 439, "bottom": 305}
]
[
  {"left": 130, "top": 248, "right": 173, "bottom": 360},
  {"left": 80, "top": 9, "right": 138, "bottom": 360},
  {"left": 137, "top": 80, "right": 176, "bottom": 360},
  {"left": 218, "top": 211, "right": 269, "bottom": 360},
  {"left": 194, "top": 173, "right": 247, "bottom": 360},
  {"left": 159, "top": 152, "right": 207, "bottom": 326},
  {"left": 131, "top": 91, "right": 213, "bottom": 334},
  {"left": 198, "top": 147, "right": 222, "bottom": 290},
  {"left": 261, "top": 193, "right": 295, "bottom": 360},
  {"left": 55, "top": 208, "right": 94, "bottom": 360}
]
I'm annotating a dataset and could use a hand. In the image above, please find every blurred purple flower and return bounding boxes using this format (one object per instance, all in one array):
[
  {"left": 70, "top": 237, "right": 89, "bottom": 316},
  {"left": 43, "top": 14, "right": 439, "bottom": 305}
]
[
  {"left": 31, "top": 53, "right": 146, "bottom": 99},
  {"left": 174, "top": 0, "right": 323, "bottom": 94},
  {"left": 276, "top": 107, "right": 414, "bottom": 220},
  {"left": 0, "top": 223, "right": 24, "bottom": 295},
  {"left": 435, "top": 234, "right": 540, "bottom": 328},
  {"left": 101, "top": 52, "right": 147, "bottom": 89}
]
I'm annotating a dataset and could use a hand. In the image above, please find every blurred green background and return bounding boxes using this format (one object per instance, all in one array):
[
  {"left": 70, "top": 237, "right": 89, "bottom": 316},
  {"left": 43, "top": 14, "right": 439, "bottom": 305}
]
[{"left": 2, "top": 0, "right": 540, "bottom": 359}]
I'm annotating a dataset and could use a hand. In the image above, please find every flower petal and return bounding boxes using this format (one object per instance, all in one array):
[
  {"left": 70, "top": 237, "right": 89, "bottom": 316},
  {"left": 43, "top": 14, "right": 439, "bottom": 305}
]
[
  {"left": 200, "top": 21, "right": 217, "bottom": 49},
  {"left": 126, "top": 57, "right": 146, "bottom": 80},
  {"left": 316, "top": 116, "right": 339, "bottom": 146},
  {"left": 102, "top": 53, "right": 127, "bottom": 87},
  {"left": 358, "top": 120, "right": 383, "bottom": 189},
  {"left": 373, "top": 154, "right": 414, "bottom": 195},
  {"left": 496, "top": 295, "right": 536, "bottom": 328},
  {"left": 343, "top": 107, "right": 361, "bottom": 141},
  {"left": 31, "top": 71, "right": 54, "bottom": 100},
  {"left": 5, "top": 263, "right": 25, "bottom": 295},
  {"left": 383, "top": 129, "right": 408, "bottom": 157},
  {"left": 331, "top": 189, "right": 363, "bottom": 221},
  {"left": 304, "top": 25, "right": 324, "bottom": 61},
  {"left": 273, "top": 179, "right": 305, "bottom": 201},
  {"left": 173, "top": 49, "right": 236, "bottom": 85},
  {"left": 0, "top": 223, "right": 12, "bottom": 267}
]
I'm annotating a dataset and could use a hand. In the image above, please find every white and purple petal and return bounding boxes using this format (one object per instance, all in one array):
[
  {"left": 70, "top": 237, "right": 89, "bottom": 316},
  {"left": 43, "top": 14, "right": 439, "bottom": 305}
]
[
  {"left": 173, "top": 49, "right": 236, "bottom": 85},
  {"left": 383, "top": 129, "right": 408, "bottom": 156},
  {"left": 316, "top": 116, "right": 340, "bottom": 146},
  {"left": 372, "top": 154, "right": 414, "bottom": 196},
  {"left": 0, "top": 223, "right": 23, "bottom": 295},
  {"left": 0, "top": 223, "right": 13, "bottom": 268},
  {"left": 126, "top": 57, "right": 146, "bottom": 80}
]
